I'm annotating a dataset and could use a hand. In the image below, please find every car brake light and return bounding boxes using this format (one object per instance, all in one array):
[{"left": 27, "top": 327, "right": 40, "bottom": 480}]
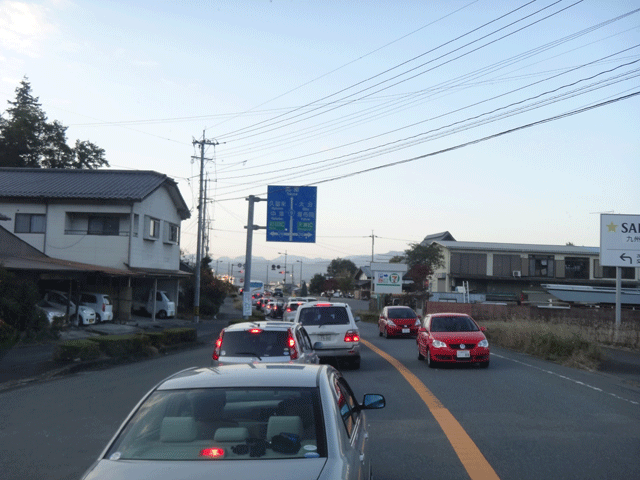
[
  {"left": 102, "top": 304, "right": 105, "bottom": 312},
  {"left": 212, "top": 332, "right": 224, "bottom": 360},
  {"left": 200, "top": 447, "right": 225, "bottom": 458},
  {"left": 344, "top": 330, "right": 359, "bottom": 342},
  {"left": 288, "top": 333, "right": 298, "bottom": 360},
  {"left": 316, "top": 303, "right": 332, "bottom": 306},
  {"left": 248, "top": 328, "right": 262, "bottom": 334},
  {"left": 286, "top": 308, "right": 292, "bottom": 312}
]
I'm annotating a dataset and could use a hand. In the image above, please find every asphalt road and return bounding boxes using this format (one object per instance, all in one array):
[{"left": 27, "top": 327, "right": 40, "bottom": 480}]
[{"left": 1, "top": 321, "right": 638, "bottom": 480}]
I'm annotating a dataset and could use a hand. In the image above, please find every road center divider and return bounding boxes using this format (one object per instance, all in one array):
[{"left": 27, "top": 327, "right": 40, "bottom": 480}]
[{"left": 361, "top": 339, "right": 500, "bottom": 480}]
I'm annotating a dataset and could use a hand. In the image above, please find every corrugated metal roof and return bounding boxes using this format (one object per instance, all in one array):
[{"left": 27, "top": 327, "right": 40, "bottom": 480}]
[
  {"left": 0, "top": 168, "right": 190, "bottom": 219},
  {"left": 433, "top": 240, "right": 599, "bottom": 255}
]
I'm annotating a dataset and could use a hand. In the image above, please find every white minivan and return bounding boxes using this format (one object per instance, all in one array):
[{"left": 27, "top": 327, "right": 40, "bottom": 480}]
[{"left": 80, "top": 292, "right": 114, "bottom": 322}]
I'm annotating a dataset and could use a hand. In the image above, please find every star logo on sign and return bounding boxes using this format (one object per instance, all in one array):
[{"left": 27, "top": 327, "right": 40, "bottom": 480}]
[{"left": 607, "top": 222, "right": 618, "bottom": 232}]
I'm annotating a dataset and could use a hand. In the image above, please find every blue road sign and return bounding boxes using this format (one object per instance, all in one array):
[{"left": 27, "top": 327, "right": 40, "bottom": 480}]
[{"left": 267, "top": 185, "right": 317, "bottom": 243}]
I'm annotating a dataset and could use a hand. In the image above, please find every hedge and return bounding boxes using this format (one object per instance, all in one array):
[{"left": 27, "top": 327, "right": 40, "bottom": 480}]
[{"left": 54, "top": 339, "right": 102, "bottom": 362}]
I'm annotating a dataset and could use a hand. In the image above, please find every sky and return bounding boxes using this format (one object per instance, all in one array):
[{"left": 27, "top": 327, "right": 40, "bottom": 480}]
[{"left": 1, "top": 0, "right": 639, "bottom": 269}]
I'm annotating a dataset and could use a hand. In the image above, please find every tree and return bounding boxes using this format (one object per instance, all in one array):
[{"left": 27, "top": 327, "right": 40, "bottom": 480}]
[
  {"left": 300, "top": 281, "right": 308, "bottom": 296},
  {"left": 403, "top": 242, "right": 445, "bottom": 291},
  {"left": 327, "top": 258, "right": 357, "bottom": 278},
  {"left": 180, "top": 256, "right": 230, "bottom": 316},
  {"left": 389, "top": 255, "right": 405, "bottom": 263},
  {"left": 0, "top": 77, "right": 109, "bottom": 169},
  {"left": 309, "top": 274, "right": 325, "bottom": 294}
]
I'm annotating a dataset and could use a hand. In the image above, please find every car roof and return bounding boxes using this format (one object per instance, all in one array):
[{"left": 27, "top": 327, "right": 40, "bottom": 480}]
[
  {"left": 428, "top": 312, "right": 471, "bottom": 317},
  {"left": 223, "top": 320, "right": 297, "bottom": 332},
  {"left": 157, "top": 364, "right": 325, "bottom": 390},
  {"left": 300, "top": 301, "right": 349, "bottom": 308}
]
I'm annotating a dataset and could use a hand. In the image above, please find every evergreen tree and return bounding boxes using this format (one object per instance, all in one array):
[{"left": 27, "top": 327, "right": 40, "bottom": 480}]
[{"left": 0, "top": 77, "right": 108, "bottom": 169}]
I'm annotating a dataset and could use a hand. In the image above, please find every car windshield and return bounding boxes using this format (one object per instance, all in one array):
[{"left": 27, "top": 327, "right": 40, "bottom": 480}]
[
  {"left": 387, "top": 307, "right": 416, "bottom": 319},
  {"left": 220, "top": 330, "right": 290, "bottom": 357},
  {"left": 105, "top": 387, "right": 326, "bottom": 461},
  {"left": 298, "top": 307, "right": 349, "bottom": 326},
  {"left": 430, "top": 316, "right": 479, "bottom": 332}
]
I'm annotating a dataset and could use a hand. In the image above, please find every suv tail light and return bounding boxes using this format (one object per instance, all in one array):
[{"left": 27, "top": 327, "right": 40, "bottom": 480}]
[
  {"left": 288, "top": 332, "right": 298, "bottom": 360},
  {"left": 344, "top": 330, "right": 359, "bottom": 343},
  {"left": 212, "top": 332, "right": 224, "bottom": 360}
]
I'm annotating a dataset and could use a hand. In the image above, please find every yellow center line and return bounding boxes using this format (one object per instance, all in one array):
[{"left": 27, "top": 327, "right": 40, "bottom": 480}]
[{"left": 361, "top": 339, "right": 500, "bottom": 480}]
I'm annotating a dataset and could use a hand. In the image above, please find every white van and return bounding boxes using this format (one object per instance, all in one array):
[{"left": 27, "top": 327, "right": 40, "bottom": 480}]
[{"left": 80, "top": 292, "right": 114, "bottom": 322}]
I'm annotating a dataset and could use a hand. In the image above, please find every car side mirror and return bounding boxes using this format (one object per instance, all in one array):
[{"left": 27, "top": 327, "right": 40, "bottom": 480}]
[
  {"left": 361, "top": 394, "right": 385, "bottom": 409},
  {"left": 479, "top": 326, "right": 486, "bottom": 332},
  {"left": 418, "top": 327, "right": 427, "bottom": 333},
  {"left": 354, "top": 316, "right": 361, "bottom": 322}
]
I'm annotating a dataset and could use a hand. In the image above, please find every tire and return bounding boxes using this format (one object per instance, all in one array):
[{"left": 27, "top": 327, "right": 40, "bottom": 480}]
[
  {"left": 427, "top": 350, "right": 438, "bottom": 368},
  {"left": 95, "top": 313, "right": 101, "bottom": 323},
  {"left": 350, "top": 356, "right": 361, "bottom": 370},
  {"left": 418, "top": 347, "right": 425, "bottom": 361},
  {"left": 378, "top": 325, "right": 383, "bottom": 337},
  {"left": 157, "top": 310, "right": 167, "bottom": 319}
]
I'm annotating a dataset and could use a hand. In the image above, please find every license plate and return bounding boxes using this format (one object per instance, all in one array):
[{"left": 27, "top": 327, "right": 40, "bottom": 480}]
[
  {"left": 456, "top": 350, "right": 470, "bottom": 358},
  {"left": 402, "top": 328, "right": 410, "bottom": 334},
  {"left": 318, "top": 334, "right": 331, "bottom": 341}
]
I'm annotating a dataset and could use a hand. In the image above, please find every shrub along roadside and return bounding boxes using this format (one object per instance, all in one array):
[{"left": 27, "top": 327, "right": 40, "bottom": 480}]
[
  {"left": 53, "top": 328, "right": 197, "bottom": 363},
  {"left": 482, "top": 320, "right": 603, "bottom": 370}
]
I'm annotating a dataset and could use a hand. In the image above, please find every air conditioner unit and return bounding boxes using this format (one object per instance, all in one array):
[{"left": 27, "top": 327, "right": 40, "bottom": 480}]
[{"left": 513, "top": 270, "right": 522, "bottom": 277}]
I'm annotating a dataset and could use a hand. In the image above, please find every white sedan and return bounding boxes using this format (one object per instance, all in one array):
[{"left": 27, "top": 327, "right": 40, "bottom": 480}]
[{"left": 80, "top": 364, "right": 385, "bottom": 480}]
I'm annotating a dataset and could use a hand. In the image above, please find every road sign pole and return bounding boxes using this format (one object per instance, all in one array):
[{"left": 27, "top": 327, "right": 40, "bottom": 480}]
[{"left": 615, "top": 267, "right": 621, "bottom": 342}]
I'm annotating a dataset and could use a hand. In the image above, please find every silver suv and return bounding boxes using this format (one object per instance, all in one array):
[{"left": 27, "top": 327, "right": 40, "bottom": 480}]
[
  {"left": 211, "top": 321, "right": 319, "bottom": 365},
  {"left": 293, "top": 302, "right": 361, "bottom": 369}
]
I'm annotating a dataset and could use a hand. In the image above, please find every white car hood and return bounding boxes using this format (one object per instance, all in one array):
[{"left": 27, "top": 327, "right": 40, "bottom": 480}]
[{"left": 82, "top": 458, "right": 327, "bottom": 480}]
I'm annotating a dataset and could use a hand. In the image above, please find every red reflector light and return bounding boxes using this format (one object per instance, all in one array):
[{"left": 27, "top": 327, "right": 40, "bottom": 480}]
[
  {"left": 200, "top": 447, "right": 225, "bottom": 458},
  {"left": 248, "top": 328, "right": 262, "bottom": 334},
  {"left": 316, "top": 303, "right": 332, "bottom": 306}
]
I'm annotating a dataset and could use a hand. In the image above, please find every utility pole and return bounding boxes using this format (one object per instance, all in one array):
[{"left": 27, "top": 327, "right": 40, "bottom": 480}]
[
  {"left": 192, "top": 131, "right": 218, "bottom": 323},
  {"left": 369, "top": 230, "right": 378, "bottom": 263},
  {"left": 243, "top": 195, "right": 265, "bottom": 319}
]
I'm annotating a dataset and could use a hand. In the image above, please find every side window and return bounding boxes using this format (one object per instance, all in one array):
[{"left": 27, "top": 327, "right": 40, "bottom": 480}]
[
  {"left": 301, "top": 328, "right": 313, "bottom": 350},
  {"left": 333, "top": 375, "right": 359, "bottom": 437},
  {"left": 295, "top": 329, "right": 305, "bottom": 352}
]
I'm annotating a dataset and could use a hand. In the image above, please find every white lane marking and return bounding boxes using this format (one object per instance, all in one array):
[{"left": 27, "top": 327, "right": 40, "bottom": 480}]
[{"left": 491, "top": 353, "right": 639, "bottom": 406}]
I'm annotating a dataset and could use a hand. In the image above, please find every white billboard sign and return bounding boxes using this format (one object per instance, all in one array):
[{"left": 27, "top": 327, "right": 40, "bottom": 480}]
[
  {"left": 371, "top": 262, "right": 408, "bottom": 295},
  {"left": 600, "top": 214, "right": 640, "bottom": 267}
]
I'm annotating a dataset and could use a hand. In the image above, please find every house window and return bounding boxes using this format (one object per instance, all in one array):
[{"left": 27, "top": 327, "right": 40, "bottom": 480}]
[
  {"left": 144, "top": 215, "right": 160, "bottom": 240},
  {"left": 493, "top": 254, "right": 522, "bottom": 276},
  {"left": 450, "top": 253, "right": 486, "bottom": 275},
  {"left": 595, "top": 260, "right": 636, "bottom": 280},
  {"left": 88, "top": 216, "right": 120, "bottom": 235},
  {"left": 529, "top": 255, "right": 555, "bottom": 277},
  {"left": 165, "top": 223, "right": 179, "bottom": 244},
  {"left": 564, "top": 257, "right": 589, "bottom": 279},
  {"left": 15, "top": 213, "right": 45, "bottom": 233}
]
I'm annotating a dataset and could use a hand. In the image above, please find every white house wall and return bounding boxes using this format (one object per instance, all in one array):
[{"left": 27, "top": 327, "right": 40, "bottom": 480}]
[{"left": 0, "top": 186, "right": 183, "bottom": 271}]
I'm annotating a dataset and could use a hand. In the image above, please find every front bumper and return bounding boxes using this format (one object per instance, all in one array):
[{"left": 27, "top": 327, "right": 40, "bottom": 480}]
[
  {"left": 386, "top": 324, "right": 419, "bottom": 336},
  {"left": 431, "top": 348, "right": 490, "bottom": 363}
]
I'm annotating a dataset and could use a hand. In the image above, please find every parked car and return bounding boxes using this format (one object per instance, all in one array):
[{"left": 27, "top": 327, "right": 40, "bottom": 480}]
[
  {"left": 80, "top": 292, "right": 114, "bottom": 322},
  {"left": 79, "top": 364, "right": 385, "bottom": 480},
  {"left": 212, "top": 321, "right": 319, "bottom": 365},
  {"left": 132, "top": 290, "right": 175, "bottom": 318},
  {"left": 42, "top": 290, "right": 96, "bottom": 326},
  {"left": 378, "top": 305, "right": 421, "bottom": 338},
  {"left": 35, "top": 300, "right": 66, "bottom": 324},
  {"left": 283, "top": 300, "right": 306, "bottom": 322},
  {"left": 417, "top": 313, "right": 490, "bottom": 368},
  {"left": 293, "top": 302, "right": 361, "bottom": 369}
]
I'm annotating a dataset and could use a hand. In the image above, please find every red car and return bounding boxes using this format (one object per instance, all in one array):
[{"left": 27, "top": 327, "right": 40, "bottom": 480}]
[
  {"left": 378, "top": 306, "right": 421, "bottom": 338},
  {"left": 417, "top": 313, "right": 490, "bottom": 368}
]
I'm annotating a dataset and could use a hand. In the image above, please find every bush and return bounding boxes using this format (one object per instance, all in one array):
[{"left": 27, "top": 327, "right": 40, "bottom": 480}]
[
  {"left": 161, "top": 328, "right": 197, "bottom": 345},
  {"left": 355, "top": 311, "right": 378, "bottom": 324},
  {"left": 54, "top": 339, "right": 101, "bottom": 362},
  {"left": 0, "top": 320, "right": 19, "bottom": 350},
  {"left": 88, "top": 334, "right": 151, "bottom": 358}
]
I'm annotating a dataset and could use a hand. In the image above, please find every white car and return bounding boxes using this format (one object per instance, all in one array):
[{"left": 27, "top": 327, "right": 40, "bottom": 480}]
[
  {"left": 80, "top": 292, "right": 114, "bottom": 322},
  {"left": 43, "top": 290, "right": 96, "bottom": 326},
  {"left": 35, "top": 300, "right": 66, "bottom": 324},
  {"left": 293, "top": 302, "right": 361, "bottom": 369},
  {"left": 211, "top": 321, "right": 319, "bottom": 365},
  {"left": 80, "top": 364, "right": 385, "bottom": 480},
  {"left": 282, "top": 300, "right": 306, "bottom": 322}
]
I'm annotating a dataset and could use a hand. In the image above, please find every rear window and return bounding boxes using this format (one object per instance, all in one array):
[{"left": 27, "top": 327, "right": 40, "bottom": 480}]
[
  {"left": 105, "top": 387, "right": 326, "bottom": 461},
  {"left": 388, "top": 307, "right": 416, "bottom": 319},
  {"left": 298, "top": 307, "right": 350, "bottom": 326},
  {"left": 221, "top": 330, "right": 290, "bottom": 357}
]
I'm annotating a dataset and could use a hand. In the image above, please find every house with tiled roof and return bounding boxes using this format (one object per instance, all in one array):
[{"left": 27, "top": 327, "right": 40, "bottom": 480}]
[{"left": 0, "top": 168, "right": 191, "bottom": 319}]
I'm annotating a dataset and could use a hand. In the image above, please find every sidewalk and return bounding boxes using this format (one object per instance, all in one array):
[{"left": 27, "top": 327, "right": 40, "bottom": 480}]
[{"left": 0, "top": 298, "right": 242, "bottom": 388}]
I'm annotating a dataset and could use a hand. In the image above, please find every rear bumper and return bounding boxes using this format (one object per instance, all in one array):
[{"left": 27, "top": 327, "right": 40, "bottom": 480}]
[
  {"left": 386, "top": 325, "right": 419, "bottom": 336},
  {"left": 315, "top": 344, "right": 360, "bottom": 359}
]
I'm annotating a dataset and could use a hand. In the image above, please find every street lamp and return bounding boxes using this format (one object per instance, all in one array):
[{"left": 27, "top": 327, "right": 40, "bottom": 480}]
[
  {"left": 278, "top": 251, "right": 287, "bottom": 290},
  {"left": 296, "top": 259, "right": 303, "bottom": 287}
]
